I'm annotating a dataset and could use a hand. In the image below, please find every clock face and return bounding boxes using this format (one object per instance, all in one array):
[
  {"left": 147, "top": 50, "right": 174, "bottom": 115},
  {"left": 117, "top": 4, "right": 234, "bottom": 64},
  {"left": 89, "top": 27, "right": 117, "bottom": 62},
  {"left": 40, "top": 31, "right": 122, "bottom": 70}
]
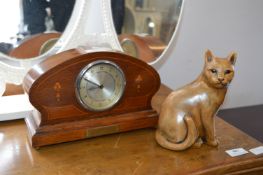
[
  {"left": 121, "top": 39, "right": 138, "bottom": 58},
  {"left": 75, "top": 60, "right": 126, "bottom": 111}
]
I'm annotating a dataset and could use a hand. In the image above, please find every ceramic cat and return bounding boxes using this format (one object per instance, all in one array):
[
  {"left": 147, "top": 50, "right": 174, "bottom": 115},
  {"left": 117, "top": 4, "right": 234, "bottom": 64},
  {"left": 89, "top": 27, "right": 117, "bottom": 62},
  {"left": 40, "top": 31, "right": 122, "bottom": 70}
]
[{"left": 155, "top": 50, "right": 237, "bottom": 151}]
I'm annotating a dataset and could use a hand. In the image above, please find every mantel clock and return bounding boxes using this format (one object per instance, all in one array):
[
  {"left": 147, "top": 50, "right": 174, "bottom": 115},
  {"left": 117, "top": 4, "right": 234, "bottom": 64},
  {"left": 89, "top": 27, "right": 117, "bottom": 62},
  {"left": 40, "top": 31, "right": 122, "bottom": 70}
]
[{"left": 23, "top": 49, "right": 160, "bottom": 148}]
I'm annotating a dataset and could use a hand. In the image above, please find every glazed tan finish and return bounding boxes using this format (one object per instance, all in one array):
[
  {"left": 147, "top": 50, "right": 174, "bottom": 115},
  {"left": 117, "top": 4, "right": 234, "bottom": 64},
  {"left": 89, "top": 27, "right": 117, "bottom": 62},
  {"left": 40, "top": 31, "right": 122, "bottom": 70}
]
[
  {"left": 1, "top": 85, "right": 263, "bottom": 175},
  {"left": 9, "top": 32, "right": 61, "bottom": 59},
  {"left": 23, "top": 49, "right": 160, "bottom": 147},
  {"left": 156, "top": 50, "right": 237, "bottom": 151}
]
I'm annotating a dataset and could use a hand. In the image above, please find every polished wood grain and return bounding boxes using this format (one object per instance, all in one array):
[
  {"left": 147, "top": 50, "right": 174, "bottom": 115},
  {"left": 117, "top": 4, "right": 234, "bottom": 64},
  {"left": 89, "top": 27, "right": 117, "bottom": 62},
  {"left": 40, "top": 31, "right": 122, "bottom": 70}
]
[
  {"left": 23, "top": 49, "right": 160, "bottom": 147},
  {"left": 0, "top": 84, "right": 263, "bottom": 175}
]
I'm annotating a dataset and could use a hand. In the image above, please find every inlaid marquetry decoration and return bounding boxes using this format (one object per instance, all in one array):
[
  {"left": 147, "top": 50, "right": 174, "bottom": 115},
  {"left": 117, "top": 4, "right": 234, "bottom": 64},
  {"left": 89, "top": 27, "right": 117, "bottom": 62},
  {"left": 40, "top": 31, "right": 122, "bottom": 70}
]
[
  {"left": 23, "top": 49, "right": 160, "bottom": 148},
  {"left": 135, "top": 75, "right": 143, "bottom": 92},
  {"left": 53, "top": 82, "right": 62, "bottom": 102}
]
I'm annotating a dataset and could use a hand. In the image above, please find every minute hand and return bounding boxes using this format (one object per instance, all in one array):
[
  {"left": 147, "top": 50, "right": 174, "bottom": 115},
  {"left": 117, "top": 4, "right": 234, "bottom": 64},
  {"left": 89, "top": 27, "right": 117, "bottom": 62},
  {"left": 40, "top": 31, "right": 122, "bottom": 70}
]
[{"left": 84, "top": 77, "right": 103, "bottom": 88}]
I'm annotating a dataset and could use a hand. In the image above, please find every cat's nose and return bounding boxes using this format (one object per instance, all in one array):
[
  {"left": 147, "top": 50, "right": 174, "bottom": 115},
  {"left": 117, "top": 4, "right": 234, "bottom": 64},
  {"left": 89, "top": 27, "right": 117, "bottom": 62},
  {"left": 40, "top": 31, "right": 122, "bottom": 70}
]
[{"left": 218, "top": 77, "right": 224, "bottom": 82}]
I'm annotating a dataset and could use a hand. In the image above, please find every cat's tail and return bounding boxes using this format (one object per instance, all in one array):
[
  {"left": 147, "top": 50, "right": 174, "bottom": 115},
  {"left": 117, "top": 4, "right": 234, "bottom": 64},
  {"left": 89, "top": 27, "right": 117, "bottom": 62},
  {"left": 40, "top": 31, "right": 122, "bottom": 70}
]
[{"left": 155, "top": 115, "right": 198, "bottom": 151}]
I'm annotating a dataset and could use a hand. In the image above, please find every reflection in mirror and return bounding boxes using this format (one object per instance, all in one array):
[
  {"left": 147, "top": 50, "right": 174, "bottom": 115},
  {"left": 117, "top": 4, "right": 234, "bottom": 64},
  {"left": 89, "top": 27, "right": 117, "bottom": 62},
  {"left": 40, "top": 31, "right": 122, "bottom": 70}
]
[
  {"left": 8, "top": 32, "right": 61, "bottom": 59},
  {"left": 0, "top": 0, "right": 75, "bottom": 96},
  {"left": 112, "top": 0, "right": 182, "bottom": 63},
  {"left": 0, "top": 0, "right": 75, "bottom": 59}
]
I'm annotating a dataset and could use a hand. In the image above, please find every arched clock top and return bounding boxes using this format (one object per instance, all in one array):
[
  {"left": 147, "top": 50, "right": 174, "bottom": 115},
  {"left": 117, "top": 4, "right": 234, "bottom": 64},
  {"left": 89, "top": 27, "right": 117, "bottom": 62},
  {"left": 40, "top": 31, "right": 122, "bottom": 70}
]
[{"left": 23, "top": 49, "right": 160, "bottom": 147}]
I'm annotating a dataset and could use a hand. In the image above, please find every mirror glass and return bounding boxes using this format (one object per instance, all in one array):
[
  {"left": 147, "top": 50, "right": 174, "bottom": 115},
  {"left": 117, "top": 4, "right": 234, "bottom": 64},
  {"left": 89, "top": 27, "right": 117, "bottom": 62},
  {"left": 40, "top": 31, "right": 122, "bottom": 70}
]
[
  {"left": 0, "top": 0, "right": 75, "bottom": 59},
  {"left": 112, "top": 0, "right": 182, "bottom": 63}
]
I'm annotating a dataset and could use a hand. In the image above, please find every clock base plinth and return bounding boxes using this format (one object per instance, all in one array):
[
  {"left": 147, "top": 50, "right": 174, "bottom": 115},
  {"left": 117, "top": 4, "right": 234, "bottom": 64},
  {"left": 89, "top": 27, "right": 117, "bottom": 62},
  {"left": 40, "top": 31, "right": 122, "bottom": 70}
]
[{"left": 25, "top": 109, "right": 158, "bottom": 148}]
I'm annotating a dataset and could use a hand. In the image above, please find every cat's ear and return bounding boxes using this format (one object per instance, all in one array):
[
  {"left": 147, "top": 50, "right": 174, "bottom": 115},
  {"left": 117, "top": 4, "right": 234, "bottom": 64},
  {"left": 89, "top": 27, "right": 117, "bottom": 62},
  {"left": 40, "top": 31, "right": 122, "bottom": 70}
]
[
  {"left": 205, "top": 49, "right": 214, "bottom": 63},
  {"left": 227, "top": 52, "right": 237, "bottom": 65}
]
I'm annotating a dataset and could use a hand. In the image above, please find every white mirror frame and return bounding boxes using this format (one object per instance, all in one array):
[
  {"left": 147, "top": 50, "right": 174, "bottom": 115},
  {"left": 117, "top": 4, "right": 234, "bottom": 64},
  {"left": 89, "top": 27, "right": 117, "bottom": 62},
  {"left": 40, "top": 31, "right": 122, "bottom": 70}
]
[
  {"left": 0, "top": 0, "right": 185, "bottom": 95},
  {"left": 0, "top": 0, "right": 123, "bottom": 96},
  {"left": 0, "top": 0, "right": 185, "bottom": 121}
]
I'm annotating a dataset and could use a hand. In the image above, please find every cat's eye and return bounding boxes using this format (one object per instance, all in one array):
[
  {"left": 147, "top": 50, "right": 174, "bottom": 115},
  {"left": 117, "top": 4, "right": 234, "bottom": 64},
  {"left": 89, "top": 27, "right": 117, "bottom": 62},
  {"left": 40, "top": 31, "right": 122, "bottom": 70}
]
[
  {"left": 210, "top": 69, "right": 217, "bottom": 74},
  {"left": 225, "top": 70, "right": 232, "bottom": 74}
]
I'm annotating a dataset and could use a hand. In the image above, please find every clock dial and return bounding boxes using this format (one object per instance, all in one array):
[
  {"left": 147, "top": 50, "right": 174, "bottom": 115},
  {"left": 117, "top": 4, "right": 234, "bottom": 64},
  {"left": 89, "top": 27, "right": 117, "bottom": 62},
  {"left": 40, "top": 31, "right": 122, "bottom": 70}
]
[
  {"left": 76, "top": 60, "right": 126, "bottom": 111},
  {"left": 121, "top": 39, "right": 138, "bottom": 58}
]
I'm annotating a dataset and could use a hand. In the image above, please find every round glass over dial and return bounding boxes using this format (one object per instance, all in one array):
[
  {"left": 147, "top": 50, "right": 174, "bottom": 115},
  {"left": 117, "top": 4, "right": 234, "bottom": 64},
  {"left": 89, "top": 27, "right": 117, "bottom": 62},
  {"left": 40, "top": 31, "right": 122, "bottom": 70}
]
[
  {"left": 76, "top": 60, "right": 126, "bottom": 111},
  {"left": 121, "top": 39, "right": 138, "bottom": 58}
]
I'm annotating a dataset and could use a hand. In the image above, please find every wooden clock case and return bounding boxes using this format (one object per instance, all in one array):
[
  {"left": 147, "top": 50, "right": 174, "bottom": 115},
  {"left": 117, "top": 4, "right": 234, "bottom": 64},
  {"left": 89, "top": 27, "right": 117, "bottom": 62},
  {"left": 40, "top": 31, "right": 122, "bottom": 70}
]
[{"left": 23, "top": 49, "right": 160, "bottom": 148}]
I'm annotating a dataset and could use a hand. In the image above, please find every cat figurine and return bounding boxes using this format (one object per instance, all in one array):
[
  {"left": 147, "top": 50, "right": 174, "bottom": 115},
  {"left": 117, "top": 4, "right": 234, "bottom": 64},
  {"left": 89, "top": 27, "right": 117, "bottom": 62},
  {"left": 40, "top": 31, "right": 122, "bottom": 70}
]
[{"left": 155, "top": 50, "right": 237, "bottom": 151}]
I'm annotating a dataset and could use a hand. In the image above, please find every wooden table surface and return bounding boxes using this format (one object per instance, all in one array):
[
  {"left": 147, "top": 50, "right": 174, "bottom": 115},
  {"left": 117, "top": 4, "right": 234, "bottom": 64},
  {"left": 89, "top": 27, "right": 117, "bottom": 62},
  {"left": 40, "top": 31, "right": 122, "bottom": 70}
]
[{"left": 0, "top": 85, "right": 263, "bottom": 175}]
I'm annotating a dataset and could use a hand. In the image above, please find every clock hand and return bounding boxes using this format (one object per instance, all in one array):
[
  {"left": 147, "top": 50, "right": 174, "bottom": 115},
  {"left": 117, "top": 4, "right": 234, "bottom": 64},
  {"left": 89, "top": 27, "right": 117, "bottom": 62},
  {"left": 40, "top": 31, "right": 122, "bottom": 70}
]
[
  {"left": 84, "top": 77, "right": 104, "bottom": 89},
  {"left": 88, "top": 86, "right": 98, "bottom": 90}
]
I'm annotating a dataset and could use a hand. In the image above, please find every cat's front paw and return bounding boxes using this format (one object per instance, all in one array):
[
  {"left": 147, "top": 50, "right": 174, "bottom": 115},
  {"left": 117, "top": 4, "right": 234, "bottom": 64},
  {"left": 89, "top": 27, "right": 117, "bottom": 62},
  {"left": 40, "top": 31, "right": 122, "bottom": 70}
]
[
  {"left": 192, "top": 138, "right": 203, "bottom": 148},
  {"left": 207, "top": 138, "right": 219, "bottom": 147}
]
